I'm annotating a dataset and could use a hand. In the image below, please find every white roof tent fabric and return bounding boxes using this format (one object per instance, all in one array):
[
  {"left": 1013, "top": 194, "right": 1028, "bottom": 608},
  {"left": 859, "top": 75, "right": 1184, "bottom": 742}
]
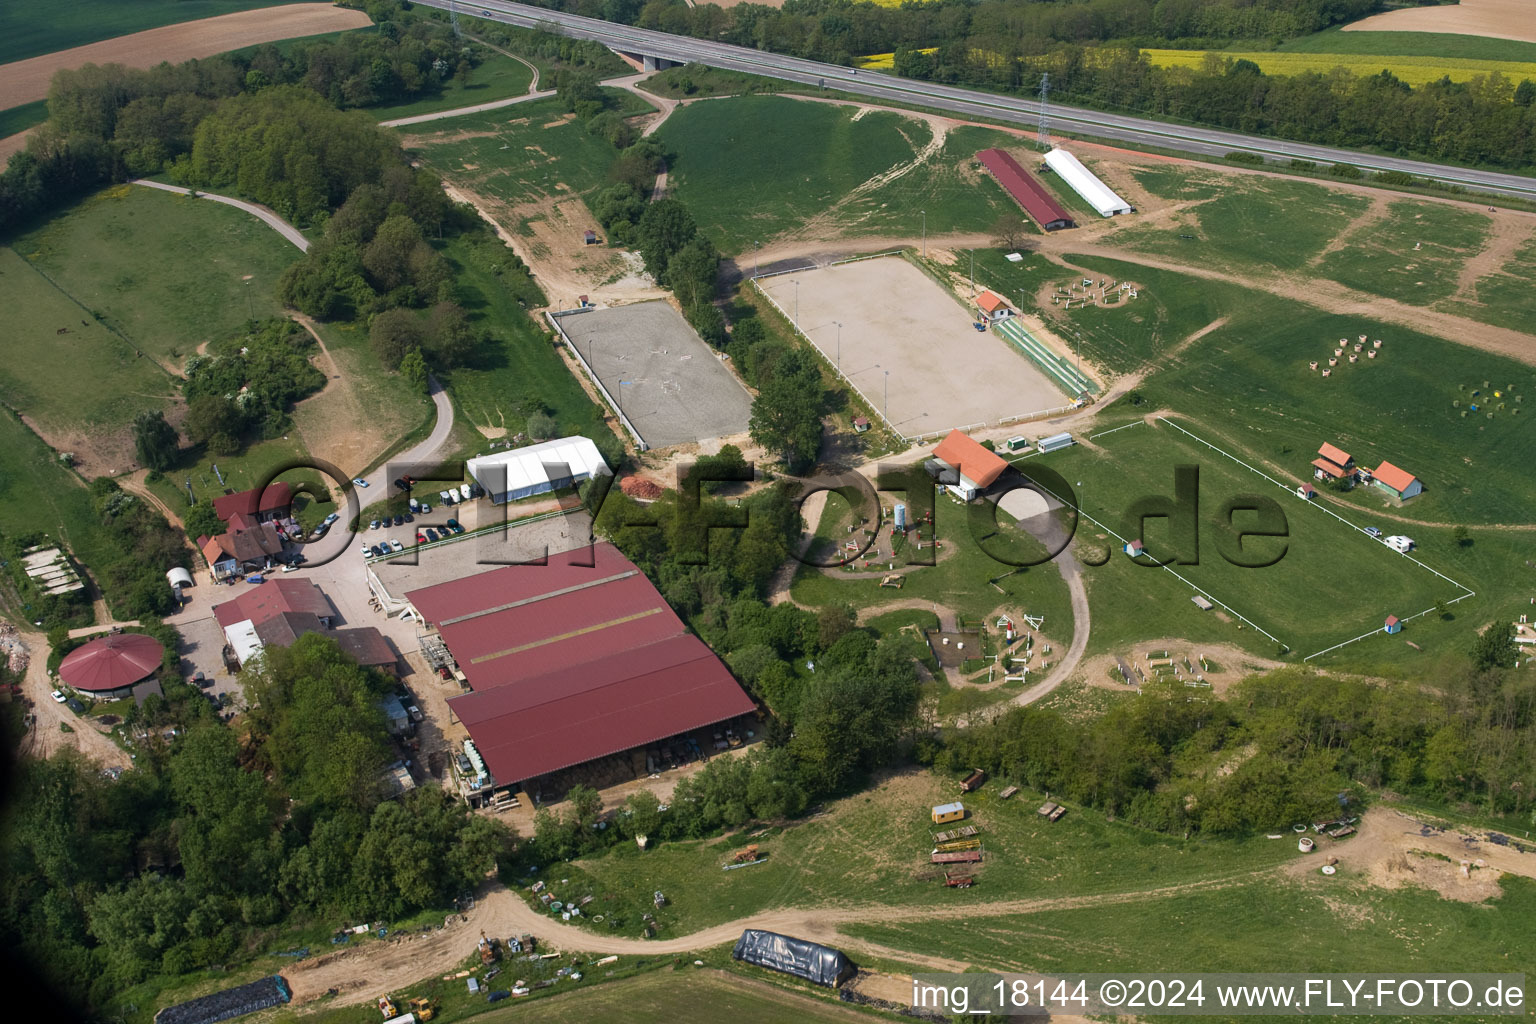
[
  {"left": 166, "top": 567, "right": 194, "bottom": 589},
  {"left": 1044, "top": 148, "right": 1133, "bottom": 217},
  {"left": 467, "top": 436, "right": 611, "bottom": 504},
  {"left": 224, "top": 619, "right": 263, "bottom": 667}
]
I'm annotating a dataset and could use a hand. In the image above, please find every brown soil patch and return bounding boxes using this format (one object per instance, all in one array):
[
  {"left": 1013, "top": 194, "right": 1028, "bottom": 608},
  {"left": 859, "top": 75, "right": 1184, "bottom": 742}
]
[
  {"left": 541, "top": 113, "right": 576, "bottom": 129},
  {"left": 0, "top": 4, "right": 372, "bottom": 108},
  {"left": 21, "top": 413, "right": 141, "bottom": 479},
  {"left": 288, "top": 314, "right": 418, "bottom": 475},
  {"left": 12, "top": 628, "right": 131, "bottom": 771},
  {"left": 1342, "top": 0, "right": 1536, "bottom": 44},
  {"left": 1081, "top": 638, "right": 1279, "bottom": 698},
  {"left": 1284, "top": 806, "right": 1536, "bottom": 903},
  {"left": 1453, "top": 213, "right": 1534, "bottom": 302}
]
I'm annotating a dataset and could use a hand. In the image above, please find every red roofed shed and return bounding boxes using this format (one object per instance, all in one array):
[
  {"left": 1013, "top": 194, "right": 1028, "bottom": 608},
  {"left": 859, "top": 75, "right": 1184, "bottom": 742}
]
[
  {"left": 213, "top": 578, "right": 335, "bottom": 629},
  {"left": 933, "top": 429, "right": 1008, "bottom": 500},
  {"left": 977, "top": 149, "right": 1074, "bottom": 232}
]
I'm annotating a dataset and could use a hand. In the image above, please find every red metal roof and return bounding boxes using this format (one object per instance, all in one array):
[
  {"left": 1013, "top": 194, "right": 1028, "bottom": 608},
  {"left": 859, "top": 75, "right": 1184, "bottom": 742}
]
[
  {"left": 212, "top": 482, "right": 292, "bottom": 522},
  {"left": 212, "top": 578, "right": 333, "bottom": 628},
  {"left": 412, "top": 542, "right": 754, "bottom": 785},
  {"left": 933, "top": 429, "right": 1009, "bottom": 489},
  {"left": 977, "top": 149, "right": 1074, "bottom": 231},
  {"left": 59, "top": 632, "right": 164, "bottom": 692},
  {"left": 449, "top": 634, "right": 753, "bottom": 784},
  {"left": 1373, "top": 461, "right": 1418, "bottom": 494},
  {"left": 976, "top": 290, "right": 1007, "bottom": 313}
]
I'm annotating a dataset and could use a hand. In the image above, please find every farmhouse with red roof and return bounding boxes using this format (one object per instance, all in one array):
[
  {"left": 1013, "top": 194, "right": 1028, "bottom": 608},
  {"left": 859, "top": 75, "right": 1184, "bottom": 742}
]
[{"left": 931, "top": 429, "right": 1009, "bottom": 501}]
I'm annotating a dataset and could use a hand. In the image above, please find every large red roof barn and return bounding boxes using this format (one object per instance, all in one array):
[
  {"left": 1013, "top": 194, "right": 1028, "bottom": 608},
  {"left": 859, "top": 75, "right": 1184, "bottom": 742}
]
[{"left": 59, "top": 632, "right": 164, "bottom": 694}]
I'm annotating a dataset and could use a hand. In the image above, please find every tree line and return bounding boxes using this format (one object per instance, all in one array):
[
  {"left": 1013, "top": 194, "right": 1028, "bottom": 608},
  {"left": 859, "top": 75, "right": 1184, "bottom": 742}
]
[
  {"left": 522, "top": 0, "right": 1535, "bottom": 170},
  {"left": 0, "top": 635, "right": 511, "bottom": 1016}
]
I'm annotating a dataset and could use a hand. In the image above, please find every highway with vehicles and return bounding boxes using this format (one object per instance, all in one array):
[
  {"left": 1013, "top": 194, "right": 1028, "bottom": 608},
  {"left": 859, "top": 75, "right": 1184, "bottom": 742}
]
[{"left": 419, "top": 0, "right": 1536, "bottom": 200}]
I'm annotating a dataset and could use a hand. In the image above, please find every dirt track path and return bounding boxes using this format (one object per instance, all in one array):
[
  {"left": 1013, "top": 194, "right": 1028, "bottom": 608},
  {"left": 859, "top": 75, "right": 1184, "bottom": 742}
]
[
  {"left": 0, "top": 4, "right": 372, "bottom": 108},
  {"left": 132, "top": 179, "right": 309, "bottom": 251},
  {"left": 1452, "top": 214, "right": 1534, "bottom": 302},
  {"left": 14, "top": 629, "right": 132, "bottom": 770},
  {"left": 287, "top": 864, "right": 1272, "bottom": 1005}
]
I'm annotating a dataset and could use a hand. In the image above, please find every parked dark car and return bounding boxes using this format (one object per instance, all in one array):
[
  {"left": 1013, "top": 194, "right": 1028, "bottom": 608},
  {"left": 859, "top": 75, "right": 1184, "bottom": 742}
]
[
  {"left": 424, "top": 528, "right": 439, "bottom": 542},
  {"left": 403, "top": 512, "right": 414, "bottom": 523},
  {"left": 446, "top": 518, "right": 463, "bottom": 534},
  {"left": 393, "top": 514, "right": 404, "bottom": 527},
  {"left": 486, "top": 991, "right": 510, "bottom": 1003}
]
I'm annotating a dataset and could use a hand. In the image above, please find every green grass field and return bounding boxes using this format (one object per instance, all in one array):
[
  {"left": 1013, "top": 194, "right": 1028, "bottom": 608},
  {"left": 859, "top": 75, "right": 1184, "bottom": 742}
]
[
  {"left": 0, "top": 100, "right": 48, "bottom": 139},
  {"left": 528, "top": 769, "right": 1295, "bottom": 943},
  {"left": 1316, "top": 200, "right": 1491, "bottom": 306},
  {"left": 436, "top": 232, "right": 608, "bottom": 443},
  {"left": 368, "top": 53, "right": 535, "bottom": 121},
  {"left": 656, "top": 96, "right": 933, "bottom": 255},
  {"left": 0, "top": 0, "right": 313, "bottom": 64},
  {"left": 1441, "top": 227, "right": 1536, "bottom": 332},
  {"left": 1276, "top": 28, "right": 1536, "bottom": 62},
  {"left": 474, "top": 971, "right": 868, "bottom": 1024},
  {"left": 1031, "top": 419, "right": 1465, "bottom": 658},
  {"left": 1119, "top": 166, "right": 1373, "bottom": 274},
  {"left": 0, "top": 245, "right": 175, "bottom": 441},
  {"left": 407, "top": 94, "right": 636, "bottom": 208},
  {"left": 1050, "top": 256, "right": 1536, "bottom": 528},
  {"left": 789, "top": 485, "right": 1074, "bottom": 635},
  {"left": 15, "top": 185, "right": 300, "bottom": 368},
  {"left": 0, "top": 409, "right": 120, "bottom": 612}
]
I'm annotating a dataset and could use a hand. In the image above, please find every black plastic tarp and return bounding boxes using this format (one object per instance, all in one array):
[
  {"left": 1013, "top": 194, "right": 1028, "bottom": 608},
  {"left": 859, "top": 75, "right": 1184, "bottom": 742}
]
[
  {"left": 154, "top": 975, "right": 291, "bottom": 1024},
  {"left": 732, "top": 929, "right": 853, "bottom": 987}
]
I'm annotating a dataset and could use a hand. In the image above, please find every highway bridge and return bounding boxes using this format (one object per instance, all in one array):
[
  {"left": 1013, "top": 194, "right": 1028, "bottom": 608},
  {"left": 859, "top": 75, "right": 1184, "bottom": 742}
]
[{"left": 421, "top": 0, "right": 1536, "bottom": 200}]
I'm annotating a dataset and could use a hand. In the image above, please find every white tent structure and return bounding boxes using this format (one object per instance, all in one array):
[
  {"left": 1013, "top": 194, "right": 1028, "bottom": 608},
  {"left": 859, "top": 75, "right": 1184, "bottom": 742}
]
[
  {"left": 467, "top": 436, "right": 611, "bottom": 504},
  {"left": 1044, "top": 148, "right": 1133, "bottom": 217}
]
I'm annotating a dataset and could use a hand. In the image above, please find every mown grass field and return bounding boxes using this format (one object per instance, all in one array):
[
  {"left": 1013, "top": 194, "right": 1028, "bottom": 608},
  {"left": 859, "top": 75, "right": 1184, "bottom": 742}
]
[
  {"left": 0, "top": 0, "right": 308, "bottom": 65},
  {"left": 1316, "top": 200, "right": 1491, "bottom": 306},
  {"left": 1139, "top": 47, "right": 1536, "bottom": 87},
  {"left": 1443, "top": 227, "right": 1536, "bottom": 331},
  {"left": 15, "top": 186, "right": 300, "bottom": 368},
  {"left": 1048, "top": 257, "right": 1536, "bottom": 528},
  {"left": 1031, "top": 419, "right": 1463, "bottom": 658},
  {"left": 789, "top": 483, "right": 1074, "bottom": 634},
  {"left": 407, "top": 93, "right": 638, "bottom": 208},
  {"left": 846, "top": 874, "right": 1536, "bottom": 995},
  {"left": 1120, "top": 166, "right": 1373, "bottom": 274},
  {"left": 0, "top": 245, "right": 174, "bottom": 439},
  {"left": 523, "top": 769, "right": 1295, "bottom": 942},
  {"left": 369, "top": 53, "right": 535, "bottom": 121},
  {"left": 475, "top": 971, "right": 869, "bottom": 1024}
]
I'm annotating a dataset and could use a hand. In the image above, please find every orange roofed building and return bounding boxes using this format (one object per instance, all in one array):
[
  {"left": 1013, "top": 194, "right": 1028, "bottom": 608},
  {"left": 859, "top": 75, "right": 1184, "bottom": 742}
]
[
  {"left": 1311, "top": 442, "right": 1358, "bottom": 484},
  {"left": 1372, "top": 461, "right": 1422, "bottom": 501},
  {"left": 931, "top": 429, "right": 1008, "bottom": 501},
  {"left": 976, "top": 290, "right": 1012, "bottom": 321}
]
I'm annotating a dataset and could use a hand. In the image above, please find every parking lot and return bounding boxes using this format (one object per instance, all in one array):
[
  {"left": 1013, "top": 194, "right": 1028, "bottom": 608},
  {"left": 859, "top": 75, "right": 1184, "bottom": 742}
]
[{"left": 553, "top": 301, "right": 754, "bottom": 449}]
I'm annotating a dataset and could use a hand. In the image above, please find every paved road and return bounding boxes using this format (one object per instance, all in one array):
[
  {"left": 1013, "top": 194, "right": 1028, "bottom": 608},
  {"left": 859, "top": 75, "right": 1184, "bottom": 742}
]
[
  {"left": 420, "top": 0, "right": 1536, "bottom": 200},
  {"left": 131, "top": 179, "right": 311, "bottom": 250}
]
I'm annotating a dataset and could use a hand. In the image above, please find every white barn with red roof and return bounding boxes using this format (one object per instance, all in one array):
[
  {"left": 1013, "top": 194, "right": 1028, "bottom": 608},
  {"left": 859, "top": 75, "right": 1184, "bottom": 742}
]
[
  {"left": 931, "top": 429, "right": 1009, "bottom": 501},
  {"left": 1372, "top": 461, "right": 1422, "bottom": 501}
]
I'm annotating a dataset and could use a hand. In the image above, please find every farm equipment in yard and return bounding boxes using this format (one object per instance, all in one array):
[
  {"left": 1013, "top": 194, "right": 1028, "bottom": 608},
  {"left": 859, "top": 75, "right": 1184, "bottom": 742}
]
[
  {"left": 653, "top": 890, "right": 667, "bottom": 908},
  {"left": 407, "top": 997, "right": 435, "bottom": 1020},
  {"left": 733, "top": 844, "right": 762, "bottom": 864},
  {"left": 960, "top": 769, "right": 987, "bottom": 793},
  {"left": 944, "top": 873, "right": 975, "bottom": 888},
  {"left": 1038, "top": 801, "right": 1067, "bottom": 822},
  {"left": 931, "top": 850, "right": 983, "bottom": 864},
  {"left": 935, "top": 838, "right": 982, "bottom": 853},
  {"left": 378, "top": 996, "right": 398, "bottom": 1018},
  {"left": 478, "top": 931, "right": 500, "bottom": 964},
  {"left": 933, "top": 824, "right": 981, "bottom": 843}
]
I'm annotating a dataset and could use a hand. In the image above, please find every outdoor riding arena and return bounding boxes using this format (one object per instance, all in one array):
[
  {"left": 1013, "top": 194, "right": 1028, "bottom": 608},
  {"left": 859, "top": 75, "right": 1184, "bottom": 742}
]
[
  {"left": 551, "top": 301, "right": 753, "bottom": 450},
  {"left": 755, "top": 255, "right": 1070, "bottom": 441}
]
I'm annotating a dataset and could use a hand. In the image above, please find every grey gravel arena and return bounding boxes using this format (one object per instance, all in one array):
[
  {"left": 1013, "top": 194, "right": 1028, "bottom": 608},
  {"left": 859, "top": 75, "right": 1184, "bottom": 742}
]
[{"left": 555, "top": 301, "right": 754, "bottom": 449}]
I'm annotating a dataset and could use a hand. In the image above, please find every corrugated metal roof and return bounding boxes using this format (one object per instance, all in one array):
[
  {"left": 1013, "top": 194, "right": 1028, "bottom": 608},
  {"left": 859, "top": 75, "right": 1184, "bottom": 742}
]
[
  {"left": 448, "top": 636, "right": 754, "bottom": 784},
  {"left": 977, "top": 149, "right": 1074, "bottom": 231},
  {"left": 212, "top": 579, "right": 334, "bottom": 628},
  {"left": 416, "top": 542, "right": 754, "bottom": 785},
  {"left": 1374, "top": 461, "right": 1418, "bottom": 493}
]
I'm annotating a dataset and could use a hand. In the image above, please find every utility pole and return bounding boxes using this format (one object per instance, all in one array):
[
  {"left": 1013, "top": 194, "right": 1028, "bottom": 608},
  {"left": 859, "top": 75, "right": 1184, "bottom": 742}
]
[
  {"left": 969, "top": 249, "right": 975, "bottom": 299},
  {"left": 793, "top": 279, "right": 799, "bottom": 324},
  {"left": 884, "top": 370, "right": 890, "bottom": 422},
  {"left": 920, "top": 209, "right": 926, "bottom": 258},
  {"left": 835, "top": 321, "right": 842, "bottom": 369},
  {"left": 1038, "top": 72, "right": 1051, "bottom": 151}
]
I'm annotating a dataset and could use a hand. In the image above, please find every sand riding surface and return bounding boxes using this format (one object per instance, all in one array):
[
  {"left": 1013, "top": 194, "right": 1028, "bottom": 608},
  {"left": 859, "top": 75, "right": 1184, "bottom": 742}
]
[{"left": 1342, "top": 0, "right": 1536, "bottom": 44}]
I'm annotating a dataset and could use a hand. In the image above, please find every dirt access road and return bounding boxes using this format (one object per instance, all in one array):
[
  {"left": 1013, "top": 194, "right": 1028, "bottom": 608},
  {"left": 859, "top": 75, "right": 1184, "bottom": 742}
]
[
  {"left": 0, "top": 4, "right": 372, "bottom": 109},
  {"left": 286, "top": 803, "right": 1536, "bottom": 1007},
  {"left": 15, "top": 630, "right": 132, "bottom": 770}
]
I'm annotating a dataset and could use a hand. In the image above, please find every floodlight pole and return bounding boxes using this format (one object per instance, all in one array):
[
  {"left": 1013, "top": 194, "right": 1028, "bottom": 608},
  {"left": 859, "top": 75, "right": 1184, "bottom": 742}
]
[
  {"left": 793, "top": 279, "right": 799, "bottom": 324},
  {"left": 921, "top": 209, "right": 926, "bottom": 258},
  {"left": 969, "top": 249, "right": 975, "bottom": 298},
  {"left": 884, "top": 370, "right": 889, "bottom": 422},
  {"left": 835, "top": 321, "right": 842, "bottom": 369}
]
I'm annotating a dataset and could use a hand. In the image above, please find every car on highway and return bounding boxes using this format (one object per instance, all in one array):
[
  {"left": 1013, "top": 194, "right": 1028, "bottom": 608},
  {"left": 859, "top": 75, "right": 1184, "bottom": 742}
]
[{"left": 51, "top": 690, "right": 67, "bottom": 704}]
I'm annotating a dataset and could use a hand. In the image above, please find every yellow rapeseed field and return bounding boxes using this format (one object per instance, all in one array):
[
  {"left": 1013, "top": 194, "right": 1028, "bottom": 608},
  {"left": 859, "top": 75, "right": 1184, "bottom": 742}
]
[{"left": 1139, "top": 49, "right": 1536, "bottom": 88}]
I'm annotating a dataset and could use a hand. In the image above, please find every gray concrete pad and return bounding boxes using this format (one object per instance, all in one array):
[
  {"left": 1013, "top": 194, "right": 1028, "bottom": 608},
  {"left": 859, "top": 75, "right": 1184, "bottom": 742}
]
[
  {"left": 757, "top": 257, "right": 1065, "bottom": 438},
  {"left": 555, "top": 301, "right": 753, "bottom": 449}
]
